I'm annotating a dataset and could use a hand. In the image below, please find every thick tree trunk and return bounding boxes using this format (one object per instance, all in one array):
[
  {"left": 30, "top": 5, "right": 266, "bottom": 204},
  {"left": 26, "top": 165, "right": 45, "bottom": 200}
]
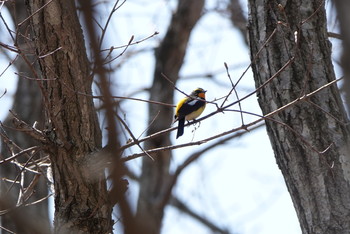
[
  {"left": 26, "top": 0, "right": 111, "bottom": 233},
  {"left": 136, "top": 0, "right": 204, "bottom": 233},
  {"left": 248, "top": 1, "right": 350, "bottom": 233}
]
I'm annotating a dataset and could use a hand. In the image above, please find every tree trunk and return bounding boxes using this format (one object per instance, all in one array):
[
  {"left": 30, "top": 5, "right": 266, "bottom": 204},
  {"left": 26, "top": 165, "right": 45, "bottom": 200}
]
[
  {"left": 136, "top": 0, "right": 204, "bottom": 233},
  {"left": 248, "top": 0, "right": 350, "bottom": 233},
  {"left": 26, "top": 0, "right": 111, "bottom": 233}
]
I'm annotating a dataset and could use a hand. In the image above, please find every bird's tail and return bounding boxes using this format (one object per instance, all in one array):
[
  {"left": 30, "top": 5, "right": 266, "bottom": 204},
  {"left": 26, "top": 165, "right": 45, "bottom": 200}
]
[{"left": 176, "top": 118, "right": 185, "bottom": 139}]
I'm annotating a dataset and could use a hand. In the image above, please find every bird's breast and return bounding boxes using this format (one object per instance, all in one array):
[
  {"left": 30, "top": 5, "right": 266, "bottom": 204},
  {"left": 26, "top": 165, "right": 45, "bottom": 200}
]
[{"left": 185, "top": 107, "right": 205, "bottom": 121}]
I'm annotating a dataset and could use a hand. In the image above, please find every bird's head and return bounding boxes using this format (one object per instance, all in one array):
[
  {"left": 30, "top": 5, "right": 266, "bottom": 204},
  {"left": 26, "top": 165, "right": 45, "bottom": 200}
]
[{"left": 191, "top": 88, "right": 206, "bottom": 99}]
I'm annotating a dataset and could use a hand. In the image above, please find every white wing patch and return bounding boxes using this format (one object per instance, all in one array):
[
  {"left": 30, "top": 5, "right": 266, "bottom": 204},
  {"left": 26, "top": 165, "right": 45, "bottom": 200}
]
[{"left": 187, "top": 100, "right": 197, "bottom": 106}]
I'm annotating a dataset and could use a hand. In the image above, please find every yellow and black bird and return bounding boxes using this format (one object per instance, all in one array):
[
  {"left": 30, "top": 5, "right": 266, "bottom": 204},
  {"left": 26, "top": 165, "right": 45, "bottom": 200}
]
[{"left": 174, "top": 88, "right": 207, "bottom": 138}]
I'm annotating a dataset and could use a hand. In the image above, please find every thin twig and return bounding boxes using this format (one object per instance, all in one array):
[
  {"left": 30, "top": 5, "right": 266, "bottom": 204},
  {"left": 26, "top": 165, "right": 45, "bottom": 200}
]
[
  {"left": 97, "top": 0, "right": 125, "bottom": 50},
  {"left": 17, "top": 0, "right": 53, "bottom": 27},
  {"left": 102, "top": 35, "right": 134, "bottom": 65},
  {"left": 137, "top": 111, "right": 160, "bottom": 139},
  {"left": 222, "top": 62, "right": 245, "bottom": 126},
  {"left": 101, "top": 31, "right": 159, "bottom": 52},
  {"left": 99, "top": 93, "right": 175, "bottom": 106},
  {"left": 0, "top": 146, "right": 40, "bottom": 165},
  {"left": 115, "top": 113, "right": 154, "bottom": 161}
]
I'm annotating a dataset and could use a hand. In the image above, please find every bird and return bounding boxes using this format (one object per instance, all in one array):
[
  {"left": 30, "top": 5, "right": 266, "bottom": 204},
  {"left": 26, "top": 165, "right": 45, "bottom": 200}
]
[{"left": 174, "top": 88, "right": 206, "bottom": 139}]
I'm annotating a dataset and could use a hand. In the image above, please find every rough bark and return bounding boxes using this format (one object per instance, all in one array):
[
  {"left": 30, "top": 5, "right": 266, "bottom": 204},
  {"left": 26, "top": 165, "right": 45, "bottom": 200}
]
[
  {"left": 136, "top": 0, "right": 204, "bottom": 233},
  {"left": 0, "top": 1, "right": 49, "bottom": 233},
  {"left": 248, "top": 0, "right": 350, "bottom": 233},
  {"left": 26, "top": 0, "right": 111, "bottom": 233}
]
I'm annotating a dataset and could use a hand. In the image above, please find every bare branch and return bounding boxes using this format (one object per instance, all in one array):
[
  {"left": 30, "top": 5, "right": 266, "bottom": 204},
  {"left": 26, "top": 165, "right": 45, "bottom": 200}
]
[
  {"left": 0, "top": 146, "right": 40, "bottom": 165},
  {"left": 170, "top": 196, "right": 230, "bottom": 234}
]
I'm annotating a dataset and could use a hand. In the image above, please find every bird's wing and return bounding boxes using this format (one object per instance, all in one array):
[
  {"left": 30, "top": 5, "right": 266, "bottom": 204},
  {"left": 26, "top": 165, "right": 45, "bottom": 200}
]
[{"left": 177, "top": 98, "right": 205, "bottom": 117}]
